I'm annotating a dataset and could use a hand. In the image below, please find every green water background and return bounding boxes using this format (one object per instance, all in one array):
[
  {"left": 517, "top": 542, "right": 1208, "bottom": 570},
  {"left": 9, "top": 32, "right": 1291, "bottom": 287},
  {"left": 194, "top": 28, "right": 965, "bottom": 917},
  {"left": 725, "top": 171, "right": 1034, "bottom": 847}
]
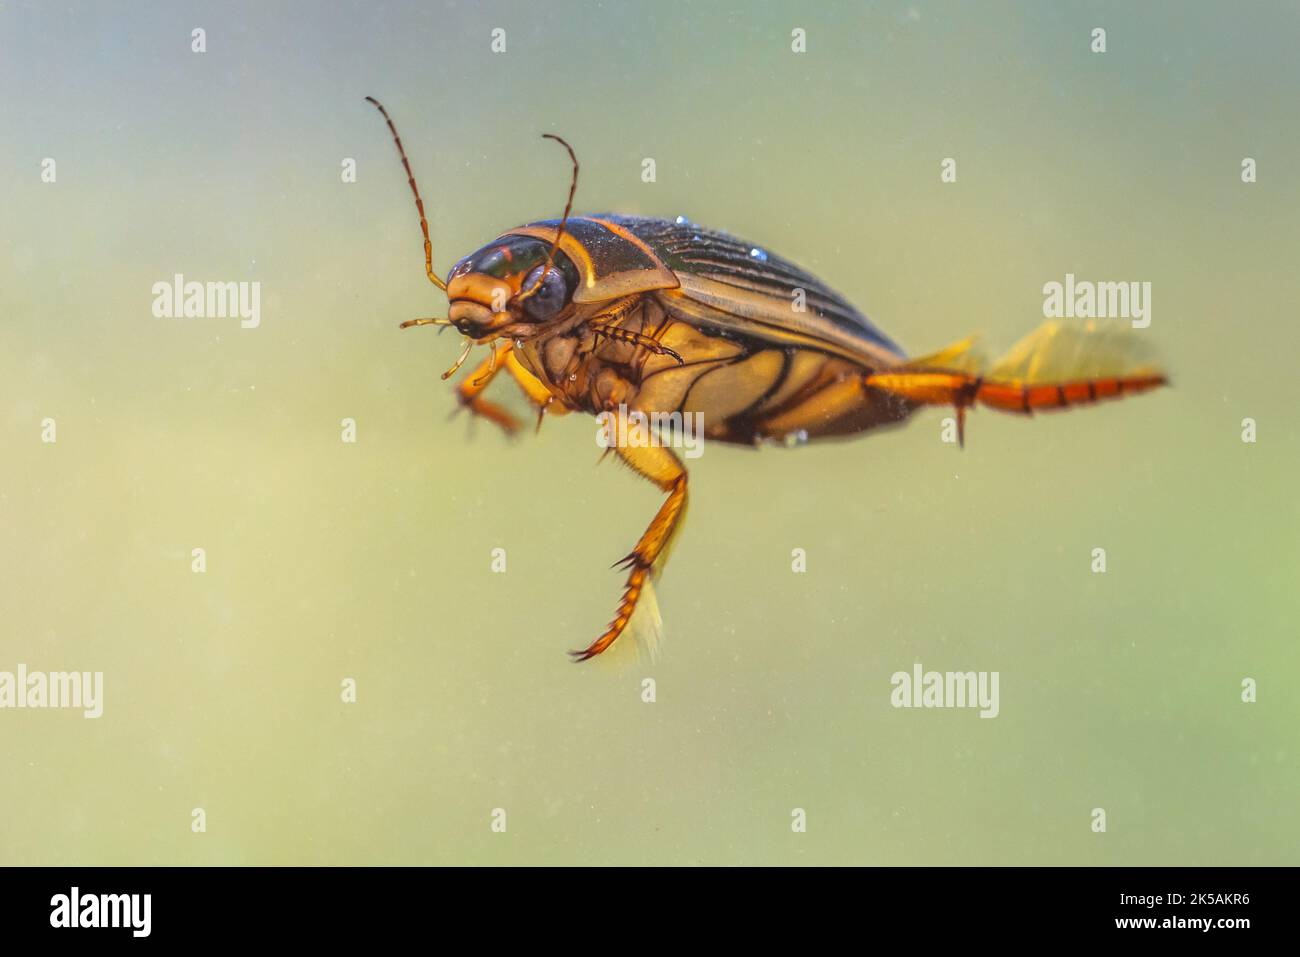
[{"left": 2, "top": 0, "right": 1296, "bottom": 864}]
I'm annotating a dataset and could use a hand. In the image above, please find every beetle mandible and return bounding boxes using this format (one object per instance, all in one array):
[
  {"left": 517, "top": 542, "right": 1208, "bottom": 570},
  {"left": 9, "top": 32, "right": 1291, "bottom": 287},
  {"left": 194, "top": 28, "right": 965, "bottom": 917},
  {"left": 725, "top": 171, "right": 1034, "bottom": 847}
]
[{"left": 366, "top": 97, "right": 1167, "bottom": 662}]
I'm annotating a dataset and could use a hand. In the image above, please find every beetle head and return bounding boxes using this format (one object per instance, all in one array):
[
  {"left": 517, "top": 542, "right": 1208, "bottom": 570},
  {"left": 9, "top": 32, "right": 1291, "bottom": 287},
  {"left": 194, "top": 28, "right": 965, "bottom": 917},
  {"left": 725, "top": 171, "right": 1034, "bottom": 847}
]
[
  {"left": 367, "top": 97, "right": 582, "bottom": 377},
  {"left": 444, "top": 235, "right": 580, "bottom": 341}
]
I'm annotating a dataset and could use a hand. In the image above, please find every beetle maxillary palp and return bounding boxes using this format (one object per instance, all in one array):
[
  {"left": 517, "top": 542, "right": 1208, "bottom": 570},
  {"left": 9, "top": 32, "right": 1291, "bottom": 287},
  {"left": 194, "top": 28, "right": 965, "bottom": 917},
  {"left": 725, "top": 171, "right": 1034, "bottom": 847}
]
[
  {"left": 471, "top": 339, "right": 499, "bottom": 387},
  {"left": 399, "top": 316, "right": 452, "bottom": 329},
  {"left": 442, "top": 337, "right": 475, "bottom": 380}
]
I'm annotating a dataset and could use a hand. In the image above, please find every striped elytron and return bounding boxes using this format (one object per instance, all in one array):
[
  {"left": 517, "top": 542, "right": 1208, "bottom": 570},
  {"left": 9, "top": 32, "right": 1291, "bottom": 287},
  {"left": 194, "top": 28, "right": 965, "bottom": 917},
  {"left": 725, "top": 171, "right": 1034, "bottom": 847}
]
[{"left": 367, "top": 98, "right": 1167, "bottom": 662}]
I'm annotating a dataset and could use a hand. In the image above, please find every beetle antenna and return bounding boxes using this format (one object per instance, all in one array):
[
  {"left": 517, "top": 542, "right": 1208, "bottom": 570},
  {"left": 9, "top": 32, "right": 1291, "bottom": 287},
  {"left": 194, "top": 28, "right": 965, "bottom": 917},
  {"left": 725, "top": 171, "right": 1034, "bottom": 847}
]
[
  {"left": 365, "top": 96, "right": 447, "bottom": 293},
  {"left": 517, "top": 133, "right": 579, "bottom": 303}
]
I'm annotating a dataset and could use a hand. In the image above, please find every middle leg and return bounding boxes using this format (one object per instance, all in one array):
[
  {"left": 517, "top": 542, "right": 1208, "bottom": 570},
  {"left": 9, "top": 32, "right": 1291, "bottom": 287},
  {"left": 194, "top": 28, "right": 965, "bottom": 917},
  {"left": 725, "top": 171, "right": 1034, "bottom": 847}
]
[{"left": 572, "top": 438, "right": 689, "bottom": 662}]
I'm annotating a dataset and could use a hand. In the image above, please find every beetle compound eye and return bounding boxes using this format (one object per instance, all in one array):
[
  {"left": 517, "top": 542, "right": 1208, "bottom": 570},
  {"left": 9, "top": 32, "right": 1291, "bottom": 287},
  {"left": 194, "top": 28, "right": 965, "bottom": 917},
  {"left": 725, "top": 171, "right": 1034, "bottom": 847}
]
[{"left": 521, "top": 265, "right": 569, "bottom": 322}]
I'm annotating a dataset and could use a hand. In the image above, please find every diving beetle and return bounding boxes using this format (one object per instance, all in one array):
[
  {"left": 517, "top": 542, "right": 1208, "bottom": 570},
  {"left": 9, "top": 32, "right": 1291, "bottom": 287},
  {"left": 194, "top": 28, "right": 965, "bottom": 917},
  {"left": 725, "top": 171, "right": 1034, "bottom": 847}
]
[{"left": 366, "top": 98, "right": 1167, "bottom": 662}]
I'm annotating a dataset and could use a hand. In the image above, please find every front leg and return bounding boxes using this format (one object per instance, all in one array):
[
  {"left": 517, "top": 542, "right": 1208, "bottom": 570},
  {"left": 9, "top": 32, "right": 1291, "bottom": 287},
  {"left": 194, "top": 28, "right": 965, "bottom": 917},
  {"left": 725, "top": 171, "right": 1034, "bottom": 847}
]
[
  {"left": 455, "top": 341, "right": 564, "bottom": 436},
  {"left": 454, "top": 341, "right": 520, "bottom": 435},
  {"left": 572, "top": 436, "right": 689, "bottom": 662},
  {"left": 502, "top": 347, "right": 570, "bottom": 432}
]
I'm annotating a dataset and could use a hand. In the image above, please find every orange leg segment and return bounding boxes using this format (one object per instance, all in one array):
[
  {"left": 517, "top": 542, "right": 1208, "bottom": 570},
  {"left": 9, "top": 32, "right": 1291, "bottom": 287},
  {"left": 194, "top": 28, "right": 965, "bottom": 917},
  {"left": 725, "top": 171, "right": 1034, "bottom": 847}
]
[
  {"left": 975, "top": 374, "right": 1167, "bottom": 413},
  {"left": 572, "top": 440, "right": 688, "bottom": 662},
  {"left": 454, "top": 342, "right": 556, "bottom": 436}
]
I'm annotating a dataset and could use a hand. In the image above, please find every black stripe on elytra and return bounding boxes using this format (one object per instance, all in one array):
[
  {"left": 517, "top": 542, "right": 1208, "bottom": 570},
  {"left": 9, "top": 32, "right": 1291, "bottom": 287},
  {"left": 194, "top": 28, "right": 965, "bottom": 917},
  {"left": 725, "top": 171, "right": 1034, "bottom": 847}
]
[
  {"left": 677, "top": 256, "right": 846, "bottom": 307},
  {"left": 610, "top": 215, "right": 904, "bottom": 355},
  {"left": 681, "top": 272, "right": 897, "bottom": 352},
  {"left": 686, "top": 267, "right": 855, "bottom": 312}
]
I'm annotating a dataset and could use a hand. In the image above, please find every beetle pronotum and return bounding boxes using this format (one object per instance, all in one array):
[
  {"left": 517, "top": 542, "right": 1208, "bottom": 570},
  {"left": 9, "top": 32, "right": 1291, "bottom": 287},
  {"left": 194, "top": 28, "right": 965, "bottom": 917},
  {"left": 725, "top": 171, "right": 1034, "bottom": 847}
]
[{"left": 366, "top": 98, "right": 1167, "bottom": 662}]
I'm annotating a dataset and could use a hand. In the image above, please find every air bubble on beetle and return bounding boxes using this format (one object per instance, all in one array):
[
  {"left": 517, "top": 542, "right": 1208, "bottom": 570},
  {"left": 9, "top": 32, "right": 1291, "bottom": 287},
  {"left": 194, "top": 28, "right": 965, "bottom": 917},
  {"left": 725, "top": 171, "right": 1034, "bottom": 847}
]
[
  {"left": 783, "top": 430, "right": 809, "bottom": 448},
  {"left": 749, "top": 247, "right": 769, "bottom": 262}
]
